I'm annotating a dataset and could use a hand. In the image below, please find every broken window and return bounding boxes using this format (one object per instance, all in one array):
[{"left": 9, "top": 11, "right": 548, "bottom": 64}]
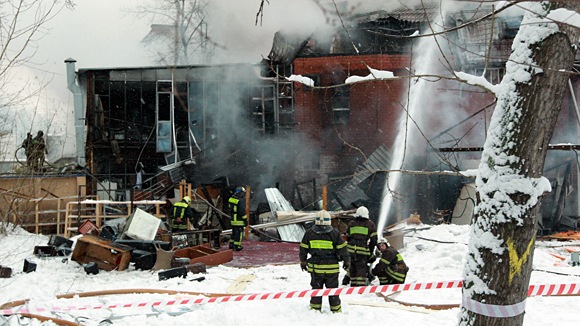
[
  {"left": 110, "top": 81, "right": 126, "bottom": 140},
  {"left": 278, "top": 78, "right": 295, "bottom": 131},
  {"left": 174, "top": 82, "right": 189, "bottom": 150},
  {"left": 251, "top": 84, "right": 276, "bottom": 134},
  {"left": 157, "top": 81, "right": 172, "bottom": 152},
  {"left": 205, "top": 81, "right": 219, "bottom": 146},
  {"left": 332, "top": 86, "right": 350, "bottom": 125},
  {"left": 188, "top": 81, "right": 204, "bottom": 148}
]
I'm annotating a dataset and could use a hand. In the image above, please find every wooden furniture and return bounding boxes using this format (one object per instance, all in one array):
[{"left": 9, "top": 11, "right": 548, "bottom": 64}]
[
  {"left": 71, "top": 235, "right": 132, "bottom": 271},
  {"left": 174, "top": 243, "right": 233, "bottom": 266}
]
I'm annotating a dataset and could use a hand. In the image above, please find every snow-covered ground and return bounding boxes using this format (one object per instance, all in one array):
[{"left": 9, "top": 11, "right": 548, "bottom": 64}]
[{"left": 1, "top": 223, "right": 579, "bottom": 325}]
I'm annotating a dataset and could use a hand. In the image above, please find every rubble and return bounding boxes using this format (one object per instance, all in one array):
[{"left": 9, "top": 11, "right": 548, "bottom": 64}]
[
  {"left": 158, "top": 266, "right": 188, "bottom": 281},
  {"left": 83, "top": 262, "right": 99, "bottom": 275},
  {"left": 0, "top": 266, "right": 12, "bottom": 278}
]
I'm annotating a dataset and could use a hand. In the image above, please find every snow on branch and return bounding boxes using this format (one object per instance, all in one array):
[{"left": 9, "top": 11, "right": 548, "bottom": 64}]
[
  {"left": 345, "top": 66, "right": 395, "bottom": 84},
  {"left": 547, "top": 8, "right": 580, "bottom": 29},
  {"left": 454, "top": 71, "right": 500, "bottom": 94},
  {"left": 286, "top": 75, "right": 314, "bottom": 87}
]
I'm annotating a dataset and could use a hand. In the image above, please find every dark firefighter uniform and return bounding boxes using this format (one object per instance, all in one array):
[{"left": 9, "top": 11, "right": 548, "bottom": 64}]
[
  {"left": 170, "top": 197, "right": 196, "bottom": 232},
  {"left": 372, "top": 245, "right": 409, "bottom": 285},
  {"left": 346, "top": 218, "right": 377, "bottom": 286},
  {"left": 227, "top": 191, "right": 247, "bottom": 251},
  {"left": 299, "top": 223, "right": 350, "bottom": 313},
  {"left": 30, "top": 131, "right": 47, "bottom": 171}
]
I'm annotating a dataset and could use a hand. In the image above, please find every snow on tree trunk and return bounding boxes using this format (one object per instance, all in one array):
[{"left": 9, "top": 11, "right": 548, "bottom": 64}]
[{"left": 459, "top": 3, "right": 580, "bottom": 326}]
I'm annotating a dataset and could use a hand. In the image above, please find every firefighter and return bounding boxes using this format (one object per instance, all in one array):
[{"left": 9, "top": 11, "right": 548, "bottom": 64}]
[
  {"left": 345, "top": 206, "right": 377, "bottom": 286},
  {"left": 170, "top": 196, "right": 198, "bottom": 232},
  {"left": 21, "top": 132, "right": 33, "bottom": 169},
  {"left": 299, "top": 210, "right": 350, "bottom": 313},
  {"left": 30, "top": 130, "right": 47, "bottom": 171},
  {"left": 371, "top": 237, "right": 409, "bottom": 285},
  {"left": 227, "top": 187, "right": 247, "bottom": 251}
]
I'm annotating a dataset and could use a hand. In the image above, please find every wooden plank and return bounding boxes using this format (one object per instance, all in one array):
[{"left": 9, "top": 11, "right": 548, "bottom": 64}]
[
  {"left": 174, "top": 243, "right": 233, "bottom": 266},
  {"left": 344, "top": 300, "right": 430, "bottom": 314},
  {"left": 57, "top": 199, "right": 61, "bottom": 235},
  {"left": 376, "top": 292, "right": 459, "bottom": 310},
  {"left": 225, "top": 274, "right": 256, "bottom": 294},
  {"left": 35, "top": 203, "right": 39, "bottom": 234}
]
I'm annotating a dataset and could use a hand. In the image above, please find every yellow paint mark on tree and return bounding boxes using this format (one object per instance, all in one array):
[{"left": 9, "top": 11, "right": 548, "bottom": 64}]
[{"left": 507, "top": 237, "right": 534, "bottom": 284}]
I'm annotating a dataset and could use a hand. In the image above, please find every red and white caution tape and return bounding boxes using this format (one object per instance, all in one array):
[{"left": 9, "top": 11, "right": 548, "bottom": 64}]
[
  {"left": 528, "top": 283, "right": 580, "bottom": 296},
  {"left": 461, "top": 283, "right": 580, "bottom": 318},
  {"left": 0, "top": 280, "right": 462, "bottom": 316},
  {"left": 462, "top": 296, "right": 526, "bottom": 318},
  {"left": 2, "top": 280, "right": 579, "bottom": 316}
]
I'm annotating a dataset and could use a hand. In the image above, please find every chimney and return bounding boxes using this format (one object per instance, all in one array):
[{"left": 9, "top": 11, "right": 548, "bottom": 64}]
[{"left": 64, "top": 58, "right": 86, "bottom": 167}]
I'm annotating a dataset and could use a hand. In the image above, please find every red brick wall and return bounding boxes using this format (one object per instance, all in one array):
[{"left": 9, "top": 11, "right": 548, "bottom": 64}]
[
  {"left": 293, "top": 54, "right": 411, "bottom": 157},
  {"left": 289, "top": 54, "right": 412, "bottom": 198},
  {"left": 290, "top": 54, "right": 580, "bottom": 208}
]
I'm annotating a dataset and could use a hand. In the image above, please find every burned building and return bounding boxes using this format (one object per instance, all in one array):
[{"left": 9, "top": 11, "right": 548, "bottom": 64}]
[
  {"left": 66, "top": 3, "right": 580, "bottom": 231},
  {"left": 267, "top": 3, "right": 580, "bottom": 230},
  {"left": 66, "top": 61, "right": 298, "bottom": 202}
]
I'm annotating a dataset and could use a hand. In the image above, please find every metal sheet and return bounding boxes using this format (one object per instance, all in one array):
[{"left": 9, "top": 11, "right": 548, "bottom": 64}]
[
  {"left": 265, "top": 188, "right": 294, "bottom": 212},
  {"left": 264, "top": 188, "right": 305, "bottom": 242},
  {"left": 331, "top": 144, "right": 391, "bottom": 209},
  {"left": 221, "top": 209, "right": 355, "bottom": 235},
  {"left": 349, "top": 3, "right": 438, "bottom": 24}
]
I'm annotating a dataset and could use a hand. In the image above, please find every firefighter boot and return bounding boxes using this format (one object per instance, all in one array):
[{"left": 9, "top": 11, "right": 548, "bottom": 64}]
[{"left": 341, "top": 274, "right": 350, "bottom": 286}]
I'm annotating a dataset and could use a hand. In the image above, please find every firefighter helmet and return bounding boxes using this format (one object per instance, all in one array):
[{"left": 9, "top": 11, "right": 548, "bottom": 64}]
[
  {"left": 235, "top": 186, "right": 246, "bottom": 194},
  {"left": 377, "top": 237, "right": 389, "bottom": 247},
  {"left": 183, "top": 196, "right": 191, "bottom": 204},
  {"left": 315, "top": 210, "right": 332, "bottom": 226},
  {"left": 354, "top": 206, "right": 369, "bottom": 219}
]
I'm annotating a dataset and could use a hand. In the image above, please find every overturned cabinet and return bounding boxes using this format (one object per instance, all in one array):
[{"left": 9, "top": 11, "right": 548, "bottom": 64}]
[{"left": 71, "top": 235, "right": 133, "bottom": 271}]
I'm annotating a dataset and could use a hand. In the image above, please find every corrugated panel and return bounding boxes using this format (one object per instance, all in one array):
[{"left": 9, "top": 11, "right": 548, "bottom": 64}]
[
  {"left": 349, "top": 3, "right": 438, "bottom": 24},
  {"left": 352, "top": 143, "right": 391, "bottom": 184},
  {"left": 276, "top": 223, "right": 306, "bottom": 243},
  {"left": 389, "top": 3, "right": 439, "bottom": 22},
  {"left": 265, "top": 188, "right": 305, "bottom": 242},
  {"left": 265, "top": 188, "right": 295, "bottom": 212},
  {"left": 329, "top": 186, "right": 369, "bottom": 211},
  {"left": 330, "top": 144, "right": 391, "bottom": 209}
]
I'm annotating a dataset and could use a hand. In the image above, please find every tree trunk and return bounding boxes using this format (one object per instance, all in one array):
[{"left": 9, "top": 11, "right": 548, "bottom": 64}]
[{"left": 459, "top": 3, "right": 580, "bottom": 326}]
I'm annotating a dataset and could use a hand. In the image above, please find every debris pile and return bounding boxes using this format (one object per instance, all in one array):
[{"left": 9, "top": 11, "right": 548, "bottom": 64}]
[{"left": 2, "top": 208, "right": 232, "bottom": 282}]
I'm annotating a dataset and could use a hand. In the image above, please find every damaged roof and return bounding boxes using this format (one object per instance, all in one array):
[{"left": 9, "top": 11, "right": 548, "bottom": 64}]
[
  {"left": 349, "top": 3, "right": 439, "bottom": 24},
  {"left": 267, "top": 30, "right": 312, "bottom": 64},
  {"left": 267, "top": 3, "right": 439, "bottom": 64}
]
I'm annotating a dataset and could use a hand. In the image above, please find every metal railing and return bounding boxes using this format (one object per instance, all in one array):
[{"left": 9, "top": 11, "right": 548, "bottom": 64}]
[{"left": 64, "top": 199, "right": 167, "bottom": 238}]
